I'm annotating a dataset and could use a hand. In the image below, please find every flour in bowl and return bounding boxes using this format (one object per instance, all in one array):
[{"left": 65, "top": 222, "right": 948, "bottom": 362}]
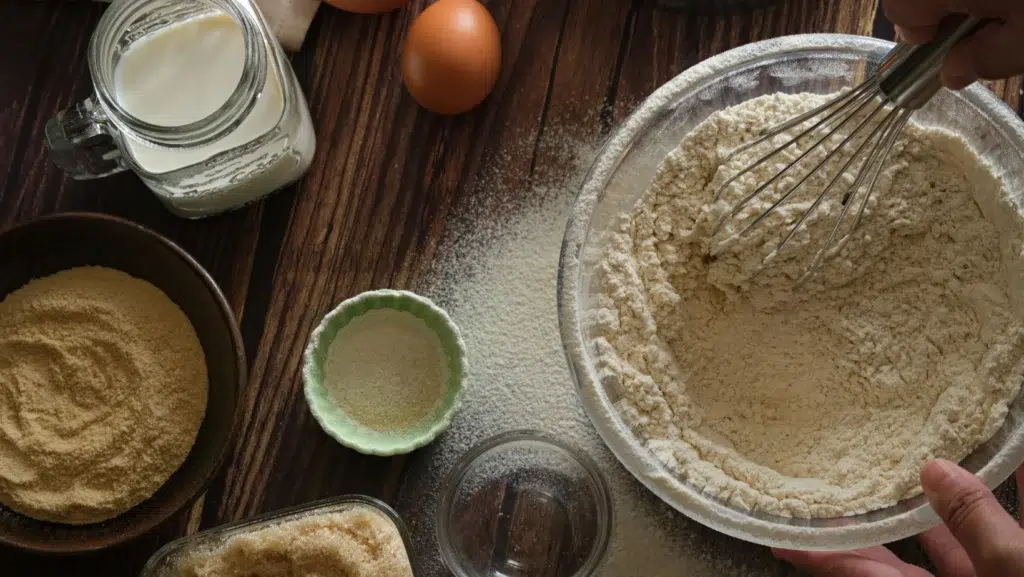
[{"left": 591, "top": 92, "right": 1024, "bottom": 517}]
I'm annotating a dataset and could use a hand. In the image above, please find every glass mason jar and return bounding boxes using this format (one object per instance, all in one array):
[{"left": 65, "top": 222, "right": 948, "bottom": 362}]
[{"left": 45, "top": 0, "right": 316, "bottom": 218}]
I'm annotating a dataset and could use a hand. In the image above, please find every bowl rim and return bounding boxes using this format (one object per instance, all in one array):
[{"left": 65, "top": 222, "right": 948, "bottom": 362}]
[
  {"left": 301, "top": 289, "right": 467, "bottom": 456},
  {"left": 557, "top": 33, "right": 1024, "bottom": 550},
  {"left": 0, "top": 211, "right": 247, "bottom": 554},
  {"left": 435, "top": 429, "right": 614, "bottom": 577}
]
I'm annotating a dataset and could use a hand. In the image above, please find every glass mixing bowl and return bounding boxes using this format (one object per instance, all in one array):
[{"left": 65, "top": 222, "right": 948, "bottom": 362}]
[{"left": 557, "top": 34, "right": 1024, "bottom": 551}]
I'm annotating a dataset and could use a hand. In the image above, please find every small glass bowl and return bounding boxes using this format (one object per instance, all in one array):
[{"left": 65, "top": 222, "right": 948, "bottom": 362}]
[
  {"left": 139, "top": 495, "right": 416, "bottom": 576},
  {"left": 437, "top": 430, "right": 613, "bottom": 577}
]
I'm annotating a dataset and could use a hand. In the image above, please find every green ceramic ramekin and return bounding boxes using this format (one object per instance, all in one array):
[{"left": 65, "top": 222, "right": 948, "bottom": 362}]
[{"left": 302, "top": 290, "right": 466, "bottom": 456}]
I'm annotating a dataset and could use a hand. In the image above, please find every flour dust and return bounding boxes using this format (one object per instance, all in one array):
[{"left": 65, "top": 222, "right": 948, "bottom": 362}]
[{"left": 394, "top": 128, "right": 791, "bottom": 577}]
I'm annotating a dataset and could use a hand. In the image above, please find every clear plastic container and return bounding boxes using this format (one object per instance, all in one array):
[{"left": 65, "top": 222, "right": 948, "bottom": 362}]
[
  {"left": 437, "top": 430, "right": 613, "bottom": 577},
  {"left": 558, "top": 34, "right": 1024, "bottom": 550},
  {"left": 140, "top": 496, "right": 416, "bottom": 576}
]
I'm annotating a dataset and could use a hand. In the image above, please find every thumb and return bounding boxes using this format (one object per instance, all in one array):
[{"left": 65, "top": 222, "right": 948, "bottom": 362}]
[{"left": 921, "top": 459, "right": 1024, "bottom": 575}]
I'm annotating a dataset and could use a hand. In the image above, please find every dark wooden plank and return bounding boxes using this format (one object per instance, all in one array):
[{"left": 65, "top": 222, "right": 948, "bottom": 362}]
[
  {"left": 207, "top": 0, "right": 640, "bottom": 529},
  {"left": 207, "top": 0, "right": 590, "bottom": 525},
  {"left": 209, "top": 2, "right": 440, "bottom": 523},
  {"left": 613, "top": 0, "right": 879, "bottom": 124}
]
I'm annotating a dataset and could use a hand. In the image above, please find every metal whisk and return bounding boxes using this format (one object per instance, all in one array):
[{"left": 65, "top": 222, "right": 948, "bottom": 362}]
[{"left": 710, "top": 16, "right": 987, "bottom": 281}]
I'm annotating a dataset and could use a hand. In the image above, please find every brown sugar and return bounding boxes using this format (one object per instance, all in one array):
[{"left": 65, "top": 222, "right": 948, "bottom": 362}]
[{"left": 178, "top": 507, "right": 414, "bottom": 577}]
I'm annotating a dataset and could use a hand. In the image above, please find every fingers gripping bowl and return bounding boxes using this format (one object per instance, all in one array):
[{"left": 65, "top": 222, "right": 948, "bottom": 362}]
[{"left": 557, "top": 35, "right": 1024, "bottom": 550}]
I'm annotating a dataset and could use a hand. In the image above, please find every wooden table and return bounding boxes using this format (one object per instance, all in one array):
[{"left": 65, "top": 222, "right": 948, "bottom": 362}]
[{"left": 0, "top": 1, "right": 1020, "bottom": 575}]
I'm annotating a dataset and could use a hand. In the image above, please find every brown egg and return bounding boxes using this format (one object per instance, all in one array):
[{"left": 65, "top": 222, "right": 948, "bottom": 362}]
[
  {"left": 401, "top": 0, "right": 501, "bottom": 115},
  {"left": 324, "top": 0, "right": 409, "bottom": 14}
]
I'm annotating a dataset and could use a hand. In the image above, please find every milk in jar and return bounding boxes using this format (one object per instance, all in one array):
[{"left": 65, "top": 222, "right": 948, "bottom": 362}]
[{"left": 45, "top": 0, "right": 315, "bottom": 217}]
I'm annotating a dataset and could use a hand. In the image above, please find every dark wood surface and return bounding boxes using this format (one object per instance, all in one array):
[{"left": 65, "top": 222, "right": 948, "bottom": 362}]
[{"left": 0, "top": 0, "right": 1021, "bottom": 575}]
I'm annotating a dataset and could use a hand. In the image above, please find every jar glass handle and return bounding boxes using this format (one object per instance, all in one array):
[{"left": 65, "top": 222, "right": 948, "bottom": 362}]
[{"left": 45, "top": 96, "right": 126, "bottom": 179}]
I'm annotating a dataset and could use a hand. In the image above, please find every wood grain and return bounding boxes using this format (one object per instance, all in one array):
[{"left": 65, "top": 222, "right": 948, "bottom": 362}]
[{"left": 0, "top": 0, "right": 1019, "bottom": 575}]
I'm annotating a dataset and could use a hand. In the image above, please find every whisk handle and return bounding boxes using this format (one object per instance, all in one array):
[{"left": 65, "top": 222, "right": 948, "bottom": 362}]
[{"left": 878, "top": 15, "right": 989, "bottom": 110}]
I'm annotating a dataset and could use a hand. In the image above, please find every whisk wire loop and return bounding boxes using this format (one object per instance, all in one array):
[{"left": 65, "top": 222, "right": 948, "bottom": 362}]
[
  {"left": 708, "top": 16, "right": 987, "bottom": 282},
  {"left": 711, "top": 93, "right": 891, "bottom": 258},
  {"left": 710, "top": 87, "right": 881, "bottom": 239},
  {"left": 709, "top": 16, "right": 985, "bottom": 280},
  {"left": 771, "top": 103, "right": 899, "bottom": 259},
  {"left": 712, "top": 81, "right": 876, "bottom": 205},
  {"left": 794, "top": 108, "right": 912, "bottom": 282}
]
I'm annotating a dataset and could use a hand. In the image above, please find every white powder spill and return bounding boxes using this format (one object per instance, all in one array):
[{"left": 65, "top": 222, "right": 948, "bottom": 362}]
[
  {"left": 395, "top": 130, "right": 789, "bottom": 576},
  {"left": 393, "top": 34, "right": 1024, "bottom": 573}
]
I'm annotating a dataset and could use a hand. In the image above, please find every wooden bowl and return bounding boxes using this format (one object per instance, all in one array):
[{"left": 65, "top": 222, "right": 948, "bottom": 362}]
[{"left": 0, "top": 213, "right": 245, "bottom": 553}]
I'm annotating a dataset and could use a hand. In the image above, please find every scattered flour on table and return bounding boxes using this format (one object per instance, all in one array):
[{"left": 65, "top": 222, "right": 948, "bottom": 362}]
[
  {"left": 592, "top": 92, "right": 1024, "bottom": 518},
  {"left": 396, "top": 129, "right": 790, "bottom": 576}
]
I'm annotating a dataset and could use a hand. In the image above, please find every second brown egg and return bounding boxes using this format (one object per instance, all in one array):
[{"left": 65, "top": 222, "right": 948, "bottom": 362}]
[{"left": 401, "top": 0, "right": 501, "bottom": 115}]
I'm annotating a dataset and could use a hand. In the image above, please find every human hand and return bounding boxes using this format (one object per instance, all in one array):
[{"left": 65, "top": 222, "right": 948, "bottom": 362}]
[
  {"left": 882, "top": 0, "right": 1024, "bottom": 88},
  {"left": 772, "top": 460, "right": 1024, "bottom": 576}
]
